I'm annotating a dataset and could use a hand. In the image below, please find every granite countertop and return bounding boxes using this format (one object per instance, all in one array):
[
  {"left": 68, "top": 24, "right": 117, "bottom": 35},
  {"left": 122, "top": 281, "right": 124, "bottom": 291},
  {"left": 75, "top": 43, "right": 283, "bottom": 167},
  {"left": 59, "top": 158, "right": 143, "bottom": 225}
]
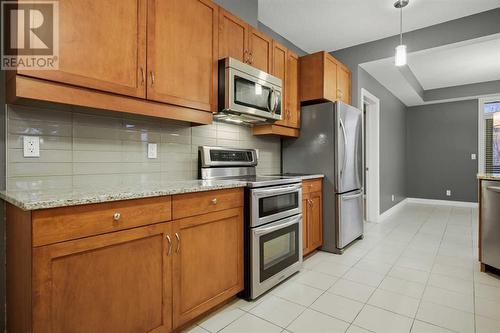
[
  {"left": 268, "top": 173, "right": 325, "bottom": 180},
  {"left": 477, "top": 174, "right": 500, "bottom": 181},
  {"left": 0, "top": 179, "right": 247, "bottom": 211}
]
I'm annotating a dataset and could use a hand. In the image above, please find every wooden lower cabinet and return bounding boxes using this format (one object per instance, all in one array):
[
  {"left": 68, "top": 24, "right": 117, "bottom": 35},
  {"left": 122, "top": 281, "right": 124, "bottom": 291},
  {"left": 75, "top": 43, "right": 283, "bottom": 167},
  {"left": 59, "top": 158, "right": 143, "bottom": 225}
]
[
  {"left": 7, "top": 189, "right": 244, "bottom": 333},
  {"left": 172, "top": 208, "right": 244, "bottom": 327},
  {"left": 302, "top": 179, "right": 323, "bottom": 257},
  {"left": 33, "top": 223, "right": 173, "bottom": 333}
]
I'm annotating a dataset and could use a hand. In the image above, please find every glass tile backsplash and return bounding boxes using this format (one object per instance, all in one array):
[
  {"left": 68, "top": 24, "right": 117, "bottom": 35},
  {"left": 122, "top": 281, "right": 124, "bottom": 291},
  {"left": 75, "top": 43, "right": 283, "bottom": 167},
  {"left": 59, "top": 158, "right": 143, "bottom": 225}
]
[{"left": 6, "top": 102, "right": 281, "bottom": 192}]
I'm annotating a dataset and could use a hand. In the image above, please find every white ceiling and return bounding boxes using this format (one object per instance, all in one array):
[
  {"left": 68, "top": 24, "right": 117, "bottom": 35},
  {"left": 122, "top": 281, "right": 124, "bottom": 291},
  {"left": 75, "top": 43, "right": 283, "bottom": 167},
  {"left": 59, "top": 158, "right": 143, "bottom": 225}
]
[
  {"left": 258, "top": 0, "right": 500, "bottom": 53},
  {"left": 409, "top": 36, "right": 500, "bottom": 89},
  {"left": 360, "top": 34, "right": 500, "bottom": 106}
]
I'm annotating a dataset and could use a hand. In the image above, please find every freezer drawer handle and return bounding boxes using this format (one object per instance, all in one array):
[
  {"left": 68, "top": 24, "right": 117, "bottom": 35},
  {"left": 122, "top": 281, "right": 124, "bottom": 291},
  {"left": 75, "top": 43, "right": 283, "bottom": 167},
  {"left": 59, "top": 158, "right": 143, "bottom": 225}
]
[
  {"left": 342, "top": 192, "right": 363, "bottom": 200},
  {"left": 487, "top": 186, "right": 500, "bottom": 193}
]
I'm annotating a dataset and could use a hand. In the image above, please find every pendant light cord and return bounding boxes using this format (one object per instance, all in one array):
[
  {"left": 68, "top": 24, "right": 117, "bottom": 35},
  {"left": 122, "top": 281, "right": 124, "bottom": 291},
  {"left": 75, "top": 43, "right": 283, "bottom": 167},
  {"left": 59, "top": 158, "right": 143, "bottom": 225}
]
[{"left": 400, "top": 2, "right": 403, "bottom": 45}]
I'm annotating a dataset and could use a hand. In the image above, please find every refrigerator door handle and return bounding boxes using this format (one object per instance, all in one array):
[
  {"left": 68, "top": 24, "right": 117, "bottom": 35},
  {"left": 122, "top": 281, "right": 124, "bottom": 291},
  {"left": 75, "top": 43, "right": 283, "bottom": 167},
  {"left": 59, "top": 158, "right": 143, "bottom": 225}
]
[
  {"left": 342, "top": 191, "right": 363, "bottom": 200},
  {"left": 339, "top": 118, "right": 348, "bottom": 178}
]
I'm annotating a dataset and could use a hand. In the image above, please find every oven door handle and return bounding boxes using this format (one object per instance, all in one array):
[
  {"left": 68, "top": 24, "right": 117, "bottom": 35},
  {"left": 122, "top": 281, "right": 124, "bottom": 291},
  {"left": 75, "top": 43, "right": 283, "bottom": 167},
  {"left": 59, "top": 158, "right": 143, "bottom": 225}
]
[
  {"left": 254, "top": 215, "right": 302, "bottom": 236},
  {"left": 253, "top": 184, "right": 302, "bottom": 197}
]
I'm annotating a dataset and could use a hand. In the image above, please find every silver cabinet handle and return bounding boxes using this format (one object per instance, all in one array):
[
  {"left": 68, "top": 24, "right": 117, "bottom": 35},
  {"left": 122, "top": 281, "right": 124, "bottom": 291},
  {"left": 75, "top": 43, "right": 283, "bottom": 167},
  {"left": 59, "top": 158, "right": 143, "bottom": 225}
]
[
  {"left": 211, "top": 198, "right": 218, "bottom": 205},
  {"left": 150, "top": 71, "right": 155, "bottom": 86},
  {"left": 140, "top": 67, "right": 145, "bottom": 85},
  {"left": 113, "top": 212, "right": 121, "bottom": 221},
  {"left": 175, "top": 233, "right": 180, "bottom": 253},
  {"left": 308, "top": 199, "right": 313, "bottom": 206},
  {"left": 244, "top": 50, "right": 249, "bottom": 63},
  {"left": 166, "top": 235, "right": 172, "bottom": 256}
]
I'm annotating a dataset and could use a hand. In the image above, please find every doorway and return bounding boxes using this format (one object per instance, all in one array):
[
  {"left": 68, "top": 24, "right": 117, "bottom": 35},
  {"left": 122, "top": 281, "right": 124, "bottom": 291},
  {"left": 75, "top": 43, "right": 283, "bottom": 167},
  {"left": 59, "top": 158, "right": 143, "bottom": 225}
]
[{"left": 361, "top": 88, "right": 380, "bottom": 222}]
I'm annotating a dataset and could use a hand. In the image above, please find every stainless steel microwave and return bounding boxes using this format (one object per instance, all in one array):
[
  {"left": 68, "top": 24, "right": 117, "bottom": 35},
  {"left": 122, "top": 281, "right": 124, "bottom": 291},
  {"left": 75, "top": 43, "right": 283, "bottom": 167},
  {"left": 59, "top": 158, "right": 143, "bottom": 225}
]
[{"left": 216, "top": 58, "right": 282, "bottom": 124}]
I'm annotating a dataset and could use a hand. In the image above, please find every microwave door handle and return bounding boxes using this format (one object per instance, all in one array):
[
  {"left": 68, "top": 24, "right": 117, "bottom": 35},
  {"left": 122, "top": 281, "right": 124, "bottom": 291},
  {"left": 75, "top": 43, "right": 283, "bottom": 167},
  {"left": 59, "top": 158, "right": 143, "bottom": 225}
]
[
  {"left": 254, "top": 216, "right": 302, "bottom": 236},
  {"left": 273, "top": 90, "right": 279, "bottom": 114},
  {"left": 267, "top": 87, "right": 273, "bottom": 113}
]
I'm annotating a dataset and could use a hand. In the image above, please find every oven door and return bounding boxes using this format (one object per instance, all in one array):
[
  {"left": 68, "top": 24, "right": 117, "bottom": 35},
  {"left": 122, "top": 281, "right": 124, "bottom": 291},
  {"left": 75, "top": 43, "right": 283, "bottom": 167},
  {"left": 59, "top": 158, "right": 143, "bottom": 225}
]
[
  {"left": 251, "top": 214, "right": 303, "bottom": 299},
  {"left": 227, "top": 67, "right": 282, "bottom": 121},
  {"left": 251, "top": 183, "right": 302, "bottom": 227}
]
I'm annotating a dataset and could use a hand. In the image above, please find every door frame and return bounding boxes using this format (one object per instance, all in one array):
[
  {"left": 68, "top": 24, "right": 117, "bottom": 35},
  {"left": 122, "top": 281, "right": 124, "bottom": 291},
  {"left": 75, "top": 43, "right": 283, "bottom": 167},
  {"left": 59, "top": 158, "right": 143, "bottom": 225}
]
[{"left": 360, "top": 88, "right": 380, "bottom": 223}]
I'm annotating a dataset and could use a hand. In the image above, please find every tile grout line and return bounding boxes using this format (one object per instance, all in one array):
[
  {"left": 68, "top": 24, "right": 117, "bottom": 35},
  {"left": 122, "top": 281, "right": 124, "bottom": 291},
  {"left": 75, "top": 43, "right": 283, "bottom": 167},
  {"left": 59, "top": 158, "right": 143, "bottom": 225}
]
[{"left": 409, "top": 205, "right": 450, "bottom": 332}]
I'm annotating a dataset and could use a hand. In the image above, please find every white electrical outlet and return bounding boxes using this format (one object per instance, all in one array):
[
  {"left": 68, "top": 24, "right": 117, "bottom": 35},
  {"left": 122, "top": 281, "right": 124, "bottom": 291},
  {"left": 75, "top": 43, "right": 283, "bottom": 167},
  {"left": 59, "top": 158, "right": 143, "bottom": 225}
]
[
  {"left": 391, "top": 195, "right": 395, "bottom": 202},
  {"left": 147, "top": 143, "right": 157, "bottom": 159},
  {"left": 446, "top": 190, "right": 452, "bottom": 197},
  {"left": 471, "top": 153, "right": 477, "bottom": 160},
  {"left": 23, "top": 136, "right": 40, "bottom": 157}
]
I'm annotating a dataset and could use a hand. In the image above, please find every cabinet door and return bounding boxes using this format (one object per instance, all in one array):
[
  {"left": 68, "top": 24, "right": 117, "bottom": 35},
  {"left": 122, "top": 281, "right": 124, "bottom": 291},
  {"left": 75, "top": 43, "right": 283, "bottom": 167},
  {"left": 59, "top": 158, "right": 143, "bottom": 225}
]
[
  {"left": 286, "top": 51, "right": 300, "bottom": 128},
  {"left": 18, "top": 0, "right": 147, "bottom": 98},
  {"left": 324, "top": 54, "right": 338, "bottom": 102},
  {"left": 172, "top": 208, "right": 244, "bottom": 328},
  {"left": 338, "top": 66, "right": 351, "bottom": 104},
  {"left": 302, "top": 193, "right": 310, "bottom": 255},
  {"left": 218, "top": 8, "right": 249, "bottom": 63},
  {"left": 308, "top": 191, "right": 323, "bottom": 250},
  {"left": 33, "top": 223, "right": 173, "bottom": 333},
  {"left": 147, "top": 0, "right": 218, "bottom": 112},
  {"left": 248, "top": 28, "right": 272, "bottom": 73},
  {"left": 272, "top": 41, "right": 288, "bottom": 127}
]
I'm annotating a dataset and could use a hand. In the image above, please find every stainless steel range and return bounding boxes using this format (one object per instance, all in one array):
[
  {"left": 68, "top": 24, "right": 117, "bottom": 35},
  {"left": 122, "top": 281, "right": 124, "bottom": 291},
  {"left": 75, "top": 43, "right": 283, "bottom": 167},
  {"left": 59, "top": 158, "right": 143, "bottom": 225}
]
[{"left": 199, "top": 146, "right": 303, "bottom": 299}]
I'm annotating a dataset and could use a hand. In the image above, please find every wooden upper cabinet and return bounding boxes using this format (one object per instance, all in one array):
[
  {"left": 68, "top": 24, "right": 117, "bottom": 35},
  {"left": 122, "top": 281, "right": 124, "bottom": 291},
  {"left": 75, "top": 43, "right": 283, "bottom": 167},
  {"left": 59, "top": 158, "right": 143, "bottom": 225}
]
[
  {"left": 286, "top": 51, "right": 300, "bottom": 128},
  {"left": 33, "top": 223, "right": 173, "bottom": 333},
  {"left": 338, "top": 65, "right": 352, "bottom": 104},
  {"left": 248, "top": 28, "right": 272, "bottom": 73},
  {"left": 18, "top": 0, "right": 147, "bottom": 98},
  {"left": 272, "top": 41, "right": 287, "bottom": 127},
  {"left": 324, "top": 54, "right": 338, "bottom": 102},
  {"left": 300, "top": 51, "right": 351, "bottom": 105},
  {"left": 218, "top": 8, "right": 249, "bottom": 62},
  {"left": 147, "top": 0, "right": 218, "bottom": 112},
  {"left": 172, "top": 208, "right": 244, "bottom": 328}
]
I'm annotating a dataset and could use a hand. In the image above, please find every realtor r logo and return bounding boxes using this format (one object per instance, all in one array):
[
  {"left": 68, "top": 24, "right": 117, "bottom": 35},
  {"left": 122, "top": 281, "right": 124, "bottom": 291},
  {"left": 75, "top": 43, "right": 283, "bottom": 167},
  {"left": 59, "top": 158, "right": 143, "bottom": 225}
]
[{"left": 1, "top": 1, "right": 59, "bottom": 70}]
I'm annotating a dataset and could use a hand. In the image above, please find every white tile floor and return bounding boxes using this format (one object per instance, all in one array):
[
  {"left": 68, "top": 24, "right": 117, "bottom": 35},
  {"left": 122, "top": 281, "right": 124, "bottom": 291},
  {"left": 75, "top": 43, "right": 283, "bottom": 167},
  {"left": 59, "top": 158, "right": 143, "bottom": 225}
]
[{"left": 184, "top": 203, "right": 500, "bottom": 333}]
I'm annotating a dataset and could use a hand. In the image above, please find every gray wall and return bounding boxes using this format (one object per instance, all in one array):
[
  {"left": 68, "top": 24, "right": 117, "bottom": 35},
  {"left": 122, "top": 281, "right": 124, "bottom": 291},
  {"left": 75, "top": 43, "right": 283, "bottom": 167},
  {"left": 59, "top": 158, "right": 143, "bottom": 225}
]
[
  {"left": 214, "top": 0, "right": 258, "bottom": 27},
  {"left": 359, "top": 69, "right": 407, "bottom": 213},
  {"left": 407, "top": 100, "right": 478, "bottom": 202}
]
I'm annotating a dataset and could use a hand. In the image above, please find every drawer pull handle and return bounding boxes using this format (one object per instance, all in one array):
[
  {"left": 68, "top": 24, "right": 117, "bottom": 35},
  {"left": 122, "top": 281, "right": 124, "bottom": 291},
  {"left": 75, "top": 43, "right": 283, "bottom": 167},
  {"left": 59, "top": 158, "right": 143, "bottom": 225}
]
[
  {"left": 211, "top": 198, "right": 218, "bottom": 205},
  {"left": 113, "top": 212, "right": 121, "bottom": 221},
  {"left": 175, "top": 233, "right": 181, "bottom": 253},
  {"left": 166, "top": 235, "right": 172, "bottom": 256}
]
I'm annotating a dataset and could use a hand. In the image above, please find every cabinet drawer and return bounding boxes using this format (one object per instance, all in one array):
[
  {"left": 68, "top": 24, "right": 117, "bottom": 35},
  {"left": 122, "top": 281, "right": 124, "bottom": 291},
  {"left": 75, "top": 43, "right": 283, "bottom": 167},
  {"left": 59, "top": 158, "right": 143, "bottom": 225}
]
[
  {"left": 32, "top": 196, "right": 172, "bottom": 246},
  {"left": 302, "top": 179, "right": 322, "bottom": 194},
  {"left": 172, "top": 188, "right": 244, "bottom": 220}
]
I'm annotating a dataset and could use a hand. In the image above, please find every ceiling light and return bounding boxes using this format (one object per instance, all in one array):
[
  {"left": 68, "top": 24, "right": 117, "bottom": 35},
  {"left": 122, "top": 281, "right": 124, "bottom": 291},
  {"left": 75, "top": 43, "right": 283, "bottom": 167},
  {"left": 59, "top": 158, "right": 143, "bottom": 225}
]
[{"left": 394, "top": 0, "right": 409, "bottom": 67}]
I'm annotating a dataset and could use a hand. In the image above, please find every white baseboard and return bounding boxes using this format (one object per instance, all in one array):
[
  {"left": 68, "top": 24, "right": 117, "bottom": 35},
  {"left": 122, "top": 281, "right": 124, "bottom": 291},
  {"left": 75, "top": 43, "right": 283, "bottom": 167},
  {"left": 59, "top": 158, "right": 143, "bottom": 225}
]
[
  {"left": 406, "top": 197, "right": 478, "bottom": 208},
  {"left": 377, "top": 198, "right": 408, "bottom": 222}
]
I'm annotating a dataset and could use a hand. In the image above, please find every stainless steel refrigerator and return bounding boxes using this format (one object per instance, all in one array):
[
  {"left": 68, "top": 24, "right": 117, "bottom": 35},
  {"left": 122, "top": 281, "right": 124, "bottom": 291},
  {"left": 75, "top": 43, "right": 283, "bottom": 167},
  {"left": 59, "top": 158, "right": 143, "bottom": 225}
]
[{"left": 282, "top": 101, "right": 363, "bottom": 253}]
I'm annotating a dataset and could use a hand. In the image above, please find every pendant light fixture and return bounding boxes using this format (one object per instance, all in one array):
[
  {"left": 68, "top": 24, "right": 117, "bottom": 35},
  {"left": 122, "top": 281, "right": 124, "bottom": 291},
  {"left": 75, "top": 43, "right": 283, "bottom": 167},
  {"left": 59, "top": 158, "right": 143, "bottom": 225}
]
[{"left": 394, "top": 0, "right": 409, "bottom": 66}]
